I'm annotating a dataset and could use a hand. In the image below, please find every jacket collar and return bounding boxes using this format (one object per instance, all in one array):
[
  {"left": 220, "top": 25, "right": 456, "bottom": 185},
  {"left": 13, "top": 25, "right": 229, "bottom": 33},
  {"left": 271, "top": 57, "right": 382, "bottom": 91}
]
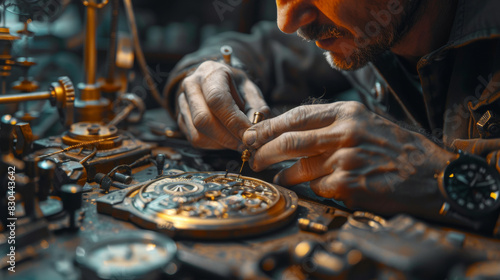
[{"left": 447, "top": 0, "right": 500, "bottom": 48}]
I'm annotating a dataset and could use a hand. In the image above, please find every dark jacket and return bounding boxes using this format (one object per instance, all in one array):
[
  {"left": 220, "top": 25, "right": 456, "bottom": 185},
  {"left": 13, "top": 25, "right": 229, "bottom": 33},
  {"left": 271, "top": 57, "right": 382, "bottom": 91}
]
[{"left": 164, "top": 0, "right": 500, "bottom": 172}]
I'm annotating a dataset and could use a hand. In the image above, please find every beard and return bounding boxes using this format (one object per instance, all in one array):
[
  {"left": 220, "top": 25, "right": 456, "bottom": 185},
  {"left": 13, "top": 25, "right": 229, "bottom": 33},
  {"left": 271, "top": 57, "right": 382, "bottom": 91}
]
[{"left": 297, "top": 0, "right": 423, "bottom": 71}]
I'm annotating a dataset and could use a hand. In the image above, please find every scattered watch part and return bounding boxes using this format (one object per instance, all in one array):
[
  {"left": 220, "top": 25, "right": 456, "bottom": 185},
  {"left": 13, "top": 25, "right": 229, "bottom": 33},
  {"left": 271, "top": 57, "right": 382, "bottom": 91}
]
[{"left": 75, "top": 231, "right": 177, "bottom": 280}]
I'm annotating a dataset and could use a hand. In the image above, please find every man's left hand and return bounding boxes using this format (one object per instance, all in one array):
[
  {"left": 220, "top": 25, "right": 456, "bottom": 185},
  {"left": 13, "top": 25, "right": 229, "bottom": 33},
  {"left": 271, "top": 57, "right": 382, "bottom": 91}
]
[{"left": 242, "top": 102, "right": 456, "bottom": 218}]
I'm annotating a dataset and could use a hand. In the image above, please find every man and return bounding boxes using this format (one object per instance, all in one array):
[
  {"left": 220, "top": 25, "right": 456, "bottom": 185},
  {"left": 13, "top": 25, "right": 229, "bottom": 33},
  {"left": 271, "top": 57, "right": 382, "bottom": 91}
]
[{"left": 164, "top": 0, "right": 500, "bottom": 230}]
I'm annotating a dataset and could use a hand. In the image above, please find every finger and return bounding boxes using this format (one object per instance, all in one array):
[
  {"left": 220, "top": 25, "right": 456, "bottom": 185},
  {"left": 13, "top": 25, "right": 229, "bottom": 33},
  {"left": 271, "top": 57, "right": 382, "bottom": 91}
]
[
  {"left": 178, "top": 93, "right": 226, "bottom": 149},
  {"left": 177, "top": 113, "right": 226, "bottom": 149},
  {"left": 272, "top": 146, "right": 375, "bottom": 187},
  {"left": 177, "top": 112, "right": 189, "bottom": 139},
  {"left": 177, "top": 114, "right": 191, "bottom": 137},
  {"left": 309, "top": 169, "right": 355, "bottom": 200},
  {"left": 239, "top": 79, "right": 271, "bottom": 119},
  {"left": 201, "top": 70, "right": 252, "bottom": 139},
  {"left": 178, "top": 95, "right": 225, "bottom": 149},
  {"left": 273, "top": 153, "right": 335, "bottom": 186},
  {"left": 243, "top": 104, "right": 343, "bottom": 149},
  {"left": 183, "top": 79, "right": 242, "bottom": 150},
  {"left": 177, "top": 94, "right": 191, "bottom": 139},
  {"left": 309, "top": 169, "right": 391, "bottom": 211},
  {"left": 251, "top": 123, "right": 353, "bottom": 171}
]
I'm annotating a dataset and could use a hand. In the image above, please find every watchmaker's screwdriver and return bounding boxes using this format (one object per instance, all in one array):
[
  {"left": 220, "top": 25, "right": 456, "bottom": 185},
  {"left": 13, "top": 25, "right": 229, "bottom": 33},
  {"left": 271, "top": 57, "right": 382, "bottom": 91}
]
[{"left": 238, "top": 112, "right": 264, "bottom": 178}]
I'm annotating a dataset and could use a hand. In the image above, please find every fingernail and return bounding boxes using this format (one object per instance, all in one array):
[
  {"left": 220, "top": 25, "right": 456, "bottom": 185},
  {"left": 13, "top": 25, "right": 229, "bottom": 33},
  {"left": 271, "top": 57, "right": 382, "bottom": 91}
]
[
  {"left": 244, "top": 130, "right": 256, "bottom": 146},
  {"left": 236, "top": 143, "right": 245, "bottom": 152}
]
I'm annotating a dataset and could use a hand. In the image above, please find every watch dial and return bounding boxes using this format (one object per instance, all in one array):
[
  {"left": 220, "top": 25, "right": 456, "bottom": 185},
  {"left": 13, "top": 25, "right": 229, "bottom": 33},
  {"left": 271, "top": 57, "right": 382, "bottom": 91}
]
[
  {"left": 444, "top": 160, "right": 500, "bottom": 216},
  {"left": 76, "top": 232, "right": 177, "bottom": 279}
]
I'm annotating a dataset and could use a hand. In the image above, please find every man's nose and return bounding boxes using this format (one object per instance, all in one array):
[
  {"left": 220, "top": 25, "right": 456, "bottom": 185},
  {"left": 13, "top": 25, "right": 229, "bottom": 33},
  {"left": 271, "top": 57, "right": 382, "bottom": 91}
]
[{"left": 276, "top": 0, "right": 317, "bottom": 34}]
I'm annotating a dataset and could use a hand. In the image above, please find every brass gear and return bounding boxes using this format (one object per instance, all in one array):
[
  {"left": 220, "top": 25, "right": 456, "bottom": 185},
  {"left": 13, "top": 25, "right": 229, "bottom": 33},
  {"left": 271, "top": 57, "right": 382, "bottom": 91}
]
[{"left": 50, "top": 76, "right": 75, "bottom": 127}]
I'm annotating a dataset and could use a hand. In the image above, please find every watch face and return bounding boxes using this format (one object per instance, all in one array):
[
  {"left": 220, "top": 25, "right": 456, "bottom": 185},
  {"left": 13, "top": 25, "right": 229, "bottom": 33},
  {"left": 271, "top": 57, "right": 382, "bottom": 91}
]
[
  {"left": 443, "top": 156, "right": 500, "bottom": 217},
  {"left": 75, "top": 231, "right": 177, "bottom": 279}
]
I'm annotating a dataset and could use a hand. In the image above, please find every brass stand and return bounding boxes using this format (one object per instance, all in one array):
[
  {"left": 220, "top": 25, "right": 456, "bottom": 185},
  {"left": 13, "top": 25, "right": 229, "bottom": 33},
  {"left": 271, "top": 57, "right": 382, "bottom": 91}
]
[{"left": 74, "top": 0, "right": 111, "bottom": 123}]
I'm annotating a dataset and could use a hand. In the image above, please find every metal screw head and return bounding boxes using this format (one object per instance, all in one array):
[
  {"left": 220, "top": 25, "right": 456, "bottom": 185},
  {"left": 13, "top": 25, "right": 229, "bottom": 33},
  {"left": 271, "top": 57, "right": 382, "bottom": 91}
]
[
  {"left": 87, "top": 124, "right": 101, "bottom": 135},
  {"left": 488, "top": 123, "right": 500, "bottom": 135}
]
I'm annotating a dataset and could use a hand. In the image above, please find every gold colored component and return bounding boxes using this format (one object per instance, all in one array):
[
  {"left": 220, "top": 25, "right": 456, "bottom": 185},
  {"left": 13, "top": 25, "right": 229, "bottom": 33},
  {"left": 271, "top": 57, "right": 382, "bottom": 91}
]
[
  {"left": 346, "top": 250, "right": 363, "bottom": 265},
  {"left": 241, "top": 149, "right": 251, "bottom": 162},
  {"left": 97, "top": 171, "right": 299, "bottom": 239},
  {"left": 0, "top": 76, "right": 74, "bottom": 126},
  {"left": 238, "top": 149, "right": 252, "bottom": 175},
  {"left": 477, "top": 110, "right": 493, "bottom": 133},
  {"left": 82, "top": 0, "right": 110, "bottom": 84},
  {"left": 12, "top": 79, "right": 39, "bottom": 92},
  {"left": 61, "top": 134, "right": 121, "bottom": 150},
  {"left": 237, "top": 112, "right": 265, "bottom": 178},
  {"left": 252, "top": 112, "right": 264, "bottom": 124},
  {"left": 347, "top": 211, "right": 388, "bottom": 230},
  {"left": 220, "top": 45, "right": 233, "bottom": 65},
  {"left": 0, "top": 27, "right": 19, "bottom": 79},
  {"left": 477, "top": 110, "right": 500, "bottom": 137},
  {"left": 298, "top": 218, "right": 328, "bottom": 234},
  {"left": 294, "top": 241, "right": 312, "bottom": 258},
  {"left": 61, "top": 122, "right": 121, "bottom": 149},
  {"left": 0, "top": 91, "right": 51, "bottom": 103},
  {"left": 205, "top": 190, "right": 221, "bottom": 200},
  {"left": 39, "top": 136, "right": 119, "bottom": 159},
  {"left": 0, "top": 28, "right": 20, "bottom": 41},
  {"left": 82, "top": 0, "right": 109, "bottom": 9},
  {"left": 439, "top": 203, "right": 450, "bottom": 216},
  {"left": 15, "top": 58, "right": 36, "bottom": 67},
  {"left": 17, "top": 19, "right": 34, "bottom": 37},
  {"left": 74, "top": 0, "right": 111, "bottom": 123}
]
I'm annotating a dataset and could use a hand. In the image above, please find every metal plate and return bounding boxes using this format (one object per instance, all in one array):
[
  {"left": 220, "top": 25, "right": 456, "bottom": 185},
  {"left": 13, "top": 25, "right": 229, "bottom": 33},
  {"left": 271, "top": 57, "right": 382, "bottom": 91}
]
[{"left": 97, "top": 171, "right": 299, "bottom": 239}]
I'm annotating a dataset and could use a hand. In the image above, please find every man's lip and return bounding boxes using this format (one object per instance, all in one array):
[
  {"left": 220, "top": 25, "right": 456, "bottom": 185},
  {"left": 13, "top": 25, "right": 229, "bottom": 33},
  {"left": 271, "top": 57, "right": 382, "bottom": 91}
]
[{"left": 316, "top": 37, "right": 338, "bottom": 50}]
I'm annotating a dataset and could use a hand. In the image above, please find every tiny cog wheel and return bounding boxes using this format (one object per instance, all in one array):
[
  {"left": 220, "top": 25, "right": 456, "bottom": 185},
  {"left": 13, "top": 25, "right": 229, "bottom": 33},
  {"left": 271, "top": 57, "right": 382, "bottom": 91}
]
[{"left": 56, "top": 76, "right": 75, "bottom": 127}]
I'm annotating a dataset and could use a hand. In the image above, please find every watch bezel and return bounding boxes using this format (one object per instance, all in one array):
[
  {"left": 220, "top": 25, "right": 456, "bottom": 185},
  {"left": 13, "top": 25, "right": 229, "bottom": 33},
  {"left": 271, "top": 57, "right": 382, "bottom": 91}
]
[{"left": 439, "top": 153, "right": 500, "bottom": 218}]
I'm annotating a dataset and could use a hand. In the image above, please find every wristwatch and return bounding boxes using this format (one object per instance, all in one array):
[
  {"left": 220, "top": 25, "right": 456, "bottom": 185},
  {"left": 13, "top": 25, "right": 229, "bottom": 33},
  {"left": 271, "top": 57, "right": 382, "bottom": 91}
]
[{"left": 437, "top": 151, "right": 500, "bottom": 218}]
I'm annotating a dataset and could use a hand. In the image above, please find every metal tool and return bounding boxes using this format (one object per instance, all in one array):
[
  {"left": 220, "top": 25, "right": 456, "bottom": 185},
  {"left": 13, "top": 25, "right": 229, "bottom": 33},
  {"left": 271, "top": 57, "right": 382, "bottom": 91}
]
[
  {"left": 237, "top": 112, "right": 264, "bottom": 179},
  {"left": 220, "top": 45, "right": 233, "bottom": 65},
  {"left": 107, "top": 93, "right": 145, "bottom": 127}
]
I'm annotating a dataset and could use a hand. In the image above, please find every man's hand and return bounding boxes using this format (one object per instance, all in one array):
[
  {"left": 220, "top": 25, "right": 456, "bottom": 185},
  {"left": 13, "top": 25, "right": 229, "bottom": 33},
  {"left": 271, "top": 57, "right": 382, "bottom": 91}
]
[
  {"left": 177, "top": 61, "right": 270, "bottom": 150},
  {"left": 242, "top": 102, "right": 456, "bottom": 218}
]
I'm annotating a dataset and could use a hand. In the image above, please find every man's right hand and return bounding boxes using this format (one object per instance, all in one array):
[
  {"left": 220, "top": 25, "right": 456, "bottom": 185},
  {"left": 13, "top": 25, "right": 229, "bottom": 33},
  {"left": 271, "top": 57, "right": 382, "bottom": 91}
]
[{"left": 177, "top": 61, "right": 270, "bottom": 151}]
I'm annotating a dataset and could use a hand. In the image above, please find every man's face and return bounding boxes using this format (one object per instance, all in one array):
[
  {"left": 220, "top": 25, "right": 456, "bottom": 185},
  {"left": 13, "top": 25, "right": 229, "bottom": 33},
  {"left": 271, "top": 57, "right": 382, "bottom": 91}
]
[{"left": 276, "top": 0, "right": 421, "bottom": 70}]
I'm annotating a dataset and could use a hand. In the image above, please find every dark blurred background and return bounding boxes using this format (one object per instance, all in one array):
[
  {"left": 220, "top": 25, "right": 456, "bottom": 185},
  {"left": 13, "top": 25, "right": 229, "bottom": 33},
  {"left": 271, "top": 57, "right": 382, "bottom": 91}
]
[{"left": 5, "top": 0, "right": 277, "bottom": 109}]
